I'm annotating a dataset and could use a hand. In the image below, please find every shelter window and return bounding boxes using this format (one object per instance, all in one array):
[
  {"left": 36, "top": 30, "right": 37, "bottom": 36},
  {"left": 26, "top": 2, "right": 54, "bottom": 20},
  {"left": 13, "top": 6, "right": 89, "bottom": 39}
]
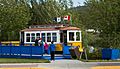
[
  {"left": 47, "top": 33, "right": 51, "bottom": 42},
  {"left": 52, "top": 33, "right": 57, "bottom": 42},
  {"left": 69, "top": 32, "right": 74, "bottom": 41},
  {"left": 36, "top": 33, "right": 40, "bottom": 39},
  {"left": 26, "top": 33, "right": 30, "bottom": 42},
  {"left": 31, "top": 33, "right": 35, "bottom": 42},
  {"left": 76, "top": 32, "right": 80, "bottom": 41},
  {"left": 42, "top": 33, "right": 46, "bottom": 42}
]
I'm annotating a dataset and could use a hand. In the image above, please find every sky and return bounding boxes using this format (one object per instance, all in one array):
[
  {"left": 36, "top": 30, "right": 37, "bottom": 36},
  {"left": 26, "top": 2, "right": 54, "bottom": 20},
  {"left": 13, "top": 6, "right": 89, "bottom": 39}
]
[{"left": 72, "top": 0, "right": 85, "bottom": 7}]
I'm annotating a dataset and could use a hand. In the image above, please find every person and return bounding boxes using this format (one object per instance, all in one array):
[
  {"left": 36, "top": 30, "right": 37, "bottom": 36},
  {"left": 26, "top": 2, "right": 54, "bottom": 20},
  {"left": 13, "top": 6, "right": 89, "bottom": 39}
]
[
  {"left": 35, "top": 38, "right": 39, "bottom": 46},
  {"left": 78, "top": 45, "right": 83, "bottom": 59},
  {"left": 9, "top": 42, "right": 12, "bottom": 46},
  {"left": 44, "top": 42, "right": 49, "bottom": 54},
  {"left": 38, "top": 38, "right": 44, "bottom": 46},
  {"left": 79, "top": 46, "right": 88, "bottom": 60},
  {"left": 78, "top": 45, "right": 83, "bottom": 52},
  {"left": 50, "top": 41, "right": 55, "bottom": 61},
  {"left": 0, "top": 42, "right": 2, "bottom": 46},
  {"left": 89, "top": 46, "right": 94, "bottom": 53}
]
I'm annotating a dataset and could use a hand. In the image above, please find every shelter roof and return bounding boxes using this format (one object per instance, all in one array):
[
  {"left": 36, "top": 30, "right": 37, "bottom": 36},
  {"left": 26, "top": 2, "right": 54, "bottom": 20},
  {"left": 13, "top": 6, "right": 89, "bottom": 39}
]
[{"left": 21, "top": 26, "right": 80, "bottom": 32}]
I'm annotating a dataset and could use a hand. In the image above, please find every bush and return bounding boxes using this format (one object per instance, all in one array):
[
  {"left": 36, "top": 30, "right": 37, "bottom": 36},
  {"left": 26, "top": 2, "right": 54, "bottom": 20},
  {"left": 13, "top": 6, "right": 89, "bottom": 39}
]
[
  {"left": 81, "top": 48, "right": 102, "bottom": 60},
  {"left": 88, "top": 48, "right": 102, "bottom": 60}
]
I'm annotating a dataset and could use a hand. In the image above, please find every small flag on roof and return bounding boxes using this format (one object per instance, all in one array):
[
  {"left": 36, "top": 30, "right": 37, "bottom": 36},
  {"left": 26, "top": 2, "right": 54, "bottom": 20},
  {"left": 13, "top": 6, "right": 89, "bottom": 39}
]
[
  {"left": 63, "top": 15, "right": 71, "bottom": 21},
  {"left": 54, "top": 17, "right": 61, "bottom": 22}
]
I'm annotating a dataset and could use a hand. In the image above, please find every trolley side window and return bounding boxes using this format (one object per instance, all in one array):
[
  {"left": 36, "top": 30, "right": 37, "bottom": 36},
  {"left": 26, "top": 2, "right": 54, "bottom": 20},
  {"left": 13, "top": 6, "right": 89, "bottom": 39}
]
[
  {"left": 52, "top": 33, "right": 57, "bottom": 42},
  {"left": 69, "top": 32, "right": 74, "bottom": 41},
  {"left": 31, "top": 33, "right": 35, "bottom": 42},
  {"left": 42, "top": 33, "right": 46, "bottom": 42},
  {"left": 76, "top": 32, "right": 80, "bottom": 41},
  {"left": 26, "top": 33, "right": 30, "bottom": 42},
  {"left": 47, "top": 33, "right": 51, "bottom": 42},
  {"left": 36, "top": 33, "right": 40, "bottom": 39}
]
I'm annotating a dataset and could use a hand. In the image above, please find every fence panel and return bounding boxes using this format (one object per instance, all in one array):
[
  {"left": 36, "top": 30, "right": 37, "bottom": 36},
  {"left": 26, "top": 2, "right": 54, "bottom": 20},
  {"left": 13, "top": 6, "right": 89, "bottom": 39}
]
[
  {"left": 20, "top": 46, "right": 31, "bottom": 54},
  {"left": 0, "top": 45, "right": 44, "bottom": 58},
  {"left": 1, "top": 46, "right": 11, "bottom": 55},
  {"left": 102, "top": 48, "right": 111, "bottom": 59},
  {"left": 111, "top": 49, "right": 119, "bottom": 60},
  {"left": 63, "top": 44, "right": 71, "bottom": 55},
  {"left": 11, "top": 46, "right": 20, "bottom": 54},
  {"left": 32, "top": 46, "right": 44, "bottom": 55}
]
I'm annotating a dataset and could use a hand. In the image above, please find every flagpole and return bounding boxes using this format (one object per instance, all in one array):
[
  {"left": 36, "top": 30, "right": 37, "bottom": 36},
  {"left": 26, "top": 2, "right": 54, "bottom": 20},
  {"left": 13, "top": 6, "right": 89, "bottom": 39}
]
[
  {"left": 63, "top": 16, "right": 65, "bottom": 25},
  {"left": 70, "top": 16, "right": 72, "bottom": 26}
]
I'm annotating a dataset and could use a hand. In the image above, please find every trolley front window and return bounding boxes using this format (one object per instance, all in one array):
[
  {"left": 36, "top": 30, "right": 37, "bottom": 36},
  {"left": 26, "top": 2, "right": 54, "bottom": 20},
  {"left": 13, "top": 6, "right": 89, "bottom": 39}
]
[
  {"left": 69, "top": 32, "right": 74, "bottom": 41},
  {"left": 52, "top": 33, "right": 57, "bottom": 42},
  {"left": 76, "top": 32, "right": 80, "bottom": 41}
]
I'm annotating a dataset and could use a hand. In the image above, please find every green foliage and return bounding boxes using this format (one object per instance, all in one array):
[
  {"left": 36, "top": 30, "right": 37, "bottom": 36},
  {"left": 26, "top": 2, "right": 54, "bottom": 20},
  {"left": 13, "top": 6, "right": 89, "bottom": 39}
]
[
  {"left": 28, "top": 0, "right": 73, "bottom": 25},
  {"left": 0, "top": 58, "right": 49, "bottom": 63},
  {"left": 79, "top": 0, "right": 120, "bottom": 48},
  {"left": 80, "top": 47, "right": 102, "bottom": 60},
  {"left": 0, "top": 0, "right": 74, "bottom": 41},
  {"left": 0, "top": 0, "right": 31, "bottom": 41},
  {"left": 87, "top": 48, "right": 102, "bottom": 60}
]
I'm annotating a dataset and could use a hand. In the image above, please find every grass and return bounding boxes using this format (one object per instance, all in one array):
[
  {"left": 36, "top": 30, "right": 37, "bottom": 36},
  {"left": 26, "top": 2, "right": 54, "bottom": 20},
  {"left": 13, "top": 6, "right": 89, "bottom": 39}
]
[{"left": 0, "top": 58, "right": 50, "bottom": 63}]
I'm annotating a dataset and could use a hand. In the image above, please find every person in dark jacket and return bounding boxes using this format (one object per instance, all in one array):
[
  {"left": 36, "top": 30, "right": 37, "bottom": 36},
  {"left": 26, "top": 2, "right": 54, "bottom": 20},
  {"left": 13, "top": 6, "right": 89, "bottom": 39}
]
[
  {"left": 35, "top": 38, "right": 39, "bottom": 46},
  {"left": 50, "top": 41, "right": 55, "bottom": 61}
]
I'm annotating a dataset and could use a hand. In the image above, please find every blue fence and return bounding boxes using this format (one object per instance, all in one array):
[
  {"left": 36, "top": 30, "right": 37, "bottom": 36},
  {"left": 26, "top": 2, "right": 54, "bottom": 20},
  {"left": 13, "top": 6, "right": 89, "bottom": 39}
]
[
  {"left": 0, "top": 44, "right": 73, "bottom": 59},
  {"left": 63, "top": 44, "right": 71, "bottom": 55},
  {"left": 0, "top": 45, "right": 44, "bottom": 58},
  {"left": 102, "top": 48, "right": 119, "bottom": 60},
  {"left": 62, "top": 44, "right": 71, "bottom": 59}
]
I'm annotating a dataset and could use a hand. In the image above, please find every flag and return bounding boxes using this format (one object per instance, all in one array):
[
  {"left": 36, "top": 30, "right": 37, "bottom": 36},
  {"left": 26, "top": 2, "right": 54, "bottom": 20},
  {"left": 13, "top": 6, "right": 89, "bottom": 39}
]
[
  {"left": 63, "top": 15, "right": 71, "bottom": 21},
  {"left": 54, "top": 17, "right": 61, "bottom": 22}
]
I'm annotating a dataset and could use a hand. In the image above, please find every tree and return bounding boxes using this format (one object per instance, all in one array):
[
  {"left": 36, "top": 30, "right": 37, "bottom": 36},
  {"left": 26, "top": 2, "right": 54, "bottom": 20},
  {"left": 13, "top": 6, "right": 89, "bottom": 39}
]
[
  {"left": 28, "top": 0, "right": 73, "bottom": 25},
  {"left": 0, "top": 0, "right": 31, "bottom": 41},
  {"left": 79, "top": 0, "right": 120, "bottom": 48}
]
